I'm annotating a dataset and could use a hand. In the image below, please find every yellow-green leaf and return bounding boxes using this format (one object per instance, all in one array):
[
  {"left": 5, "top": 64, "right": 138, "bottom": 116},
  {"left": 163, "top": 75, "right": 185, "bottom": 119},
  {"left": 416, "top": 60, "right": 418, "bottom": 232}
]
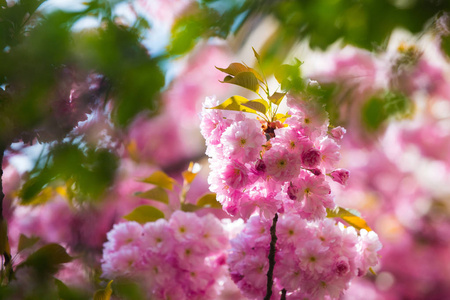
[
  {"left": 326, "top": 207, "right": 372, "bottom": 232},
  {"left": 140, "top": 171, "right": 176, "bottom": 190},
  {"left": 252, "top": 47, "right": 261, "bottom": 63},
  {"left": 221, "top": 72, "right": 259, "bottom": 93},
  {"left": 94, "top": 280, "right": 113, "bottom": 300},
  {"left": 241, "top": 99, "right": 269, "bottom": 115},
  {"left": 135, "top": 187, "right": 169, "bottom": 204},
  {"left": 269, "top": 92, "right": 286, "bottom": 105},
  {"left": 21, "top": 186, "right": 54, "bottom": 205},
  {"left": 210, "top": 95, "right": 258, "bottom": 114},
  {"left": 123, "top": 205, "right": 164, "bottom": 224},
  {"left": 18, "top": 234, "right": 40, "bottom": 252},
  {"left": 197, "top": 193, "right": 222, "bottom": 209}
]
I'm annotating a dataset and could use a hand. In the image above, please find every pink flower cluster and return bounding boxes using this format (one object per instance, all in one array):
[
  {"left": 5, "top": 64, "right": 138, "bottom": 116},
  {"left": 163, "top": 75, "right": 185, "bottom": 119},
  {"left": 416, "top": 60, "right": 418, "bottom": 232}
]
[
  {"left": 101, "top": 211, "right": 229, "bottom": 299},
  {"left": 200, "top": 94, "right": 349, "bottom": 220},
  {"left": 227, "top": 213, "right": 382, "bottom": 299}
]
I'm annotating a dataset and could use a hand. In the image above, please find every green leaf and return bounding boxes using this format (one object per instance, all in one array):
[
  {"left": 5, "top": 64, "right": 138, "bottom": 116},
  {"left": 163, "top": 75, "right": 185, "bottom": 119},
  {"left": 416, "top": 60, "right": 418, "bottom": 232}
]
[
  {"left": 274, "top": 59, "right": 304, "bottom": 92},
  {"left": 140, "top": 171, "right": 176, "bottom": 191},
  {"left": 268, "top": 92, "right": 286, "bottom": 105},
  {"left": 220, "top": 71, "right": 259, "bottom": 93},
  {"left": 135, "top": 187, "right": 169, "bottom": 204},
  {"left": 94, "top": 280, "right": 113, "bottom": 300},
  {"left": 326, "top": 207, "right": 372, "bottom": 232},
  {"left": 241, "top": 99, "right": 269, "bottom": 115},
  {"left": 18, "top": 234, "right": 40, "bottom": 252},
  {"left": 196, "top": 193, "right": 222, "bottom": 209},
  {"left": 19, "top": 243, "right": 72, "bottom": 275},
  {"left": 181, "top": 203, "right": 200, "bottom": 212},
  {"left": 442, "top": 35, "right": 450, "bottom": 58},
  {"left": 123, "top": 205, "right": 164, "bottom": 224},
  {"left": 210, "top": 95, "right": 258, "bottom": 114}
]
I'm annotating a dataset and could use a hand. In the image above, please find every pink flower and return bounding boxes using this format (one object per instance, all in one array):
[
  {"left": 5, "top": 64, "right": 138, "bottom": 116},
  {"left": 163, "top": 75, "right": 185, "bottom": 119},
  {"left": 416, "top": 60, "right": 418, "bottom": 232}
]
[
  {"left": 319, "top": 138, "right": 341, "bottom": 170},
  {"left": 265, "top": 148, "right": 300, "bottom": 182},
  {"left": 221, "top": 118, "right": 265, "bottom": 163}
]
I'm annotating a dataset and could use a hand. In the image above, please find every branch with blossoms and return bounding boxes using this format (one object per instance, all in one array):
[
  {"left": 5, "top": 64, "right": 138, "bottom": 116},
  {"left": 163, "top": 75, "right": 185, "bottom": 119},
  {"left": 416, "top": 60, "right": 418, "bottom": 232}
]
[{"left": 201, "top": 49, "right": 382, "bottom": 299}]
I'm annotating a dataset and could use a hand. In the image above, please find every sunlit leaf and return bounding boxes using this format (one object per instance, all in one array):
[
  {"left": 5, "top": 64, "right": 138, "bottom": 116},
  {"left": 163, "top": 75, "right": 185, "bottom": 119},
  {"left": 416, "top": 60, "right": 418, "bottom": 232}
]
[
  {"left": 140, "top": 171, "right": 176, "bottom": 191},
  {"left": 220, "top": 71, "right": 259, "bottom": 93},
  {"left": 269, "top": 92, "right": 286, "bottom": 105},
  {"left": 275, "top": 113, "right": 291, "bottom": 122},
  {"left": 241, "top": 99, "right": 268, "bottom": 114},
  {"left": 210, "top": 95, "right": 258, "bottom": 114},
  {"left": 326, "top": 207, "right": 372, "bottom": 231},
  {"left": 123, "top": 205, "right": 165, "bottom": 224},
  {"left": 19, "top": 243, "right": 72, "bottom": 275},
  {"left": 196, "top": 193, "right": 222, "bottom": 209},
  {"left": 135, "top": 187, "right": 169, "bottom": 204},
  {"left": 18, "top": 234, "right": 40, "bottom": 252},
  {"left": 94, "top": 280, "right": 113, "bottom": 300},
  {"left": 182, "top": 162, "right": 201, "bottom": 184}
]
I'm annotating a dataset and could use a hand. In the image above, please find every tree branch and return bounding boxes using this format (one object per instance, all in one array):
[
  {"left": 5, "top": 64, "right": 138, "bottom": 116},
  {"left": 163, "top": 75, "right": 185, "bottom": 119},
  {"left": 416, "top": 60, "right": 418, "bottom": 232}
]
[
  {"left": 280, "top": 288, "right": 287, "bottom": 300},
  {"left": 264, "top": 213, "right": 278, "bottom": 300}
]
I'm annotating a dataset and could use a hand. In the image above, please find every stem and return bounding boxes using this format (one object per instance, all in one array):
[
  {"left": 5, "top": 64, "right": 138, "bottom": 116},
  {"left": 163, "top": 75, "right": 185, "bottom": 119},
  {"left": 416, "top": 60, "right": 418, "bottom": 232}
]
[
  {"left": 264, "top": 213, "right": 278, "bottom": 300},
  {"left": 0, "top": 147, "right": 4, "bottom": 221},
  {"left": 280, "top": 289, "right": 287, "bottom": 300}
]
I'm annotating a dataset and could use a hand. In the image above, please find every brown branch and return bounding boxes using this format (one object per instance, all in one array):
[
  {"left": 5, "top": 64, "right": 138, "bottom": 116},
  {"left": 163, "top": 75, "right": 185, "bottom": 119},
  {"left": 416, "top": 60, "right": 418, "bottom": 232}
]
[
  {"left": 280, "top": 288, "right": 287, "bottom": 300},
  {"left": 264, "top": 213, "right": 278, "bottom": 300}
]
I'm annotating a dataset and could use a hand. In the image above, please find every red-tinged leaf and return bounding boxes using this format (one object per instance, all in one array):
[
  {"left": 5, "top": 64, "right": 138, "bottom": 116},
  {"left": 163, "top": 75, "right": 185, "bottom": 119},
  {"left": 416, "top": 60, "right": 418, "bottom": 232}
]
[
  {"left": 220, "top": 71, "right": 259, "bottom": 93},
  {"left": 326, "top": 207, "right": 372, "bottom": 232},
  {"left": 135, "top": 187, "right": 169, "bottom": 204},
  {"left": 216, "top": 63, "right": 263, "bottom": 81},
  {"left": 216, "top": 63, "right": 249, "bottom": 76},
  {"left": 196, "top": 193, "right": 222, "bottom": 209},
  {"left": 140, "top": 171, "right": 176, "bottom": 190},
  {"left": 269, "top": 92, "right": 286, "bottom": 105},
  {"left": 123, "top": 205, "right": 165, "bottom": 224},
  {"left": 241, "top": 99, "right": 269, "bottom": 115}
]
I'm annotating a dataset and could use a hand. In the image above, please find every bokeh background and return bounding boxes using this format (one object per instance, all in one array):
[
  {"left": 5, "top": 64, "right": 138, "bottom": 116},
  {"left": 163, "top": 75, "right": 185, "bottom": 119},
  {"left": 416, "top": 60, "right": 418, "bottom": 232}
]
[{"left": 1, "top": 0, "right": 450, "bottom": 299}]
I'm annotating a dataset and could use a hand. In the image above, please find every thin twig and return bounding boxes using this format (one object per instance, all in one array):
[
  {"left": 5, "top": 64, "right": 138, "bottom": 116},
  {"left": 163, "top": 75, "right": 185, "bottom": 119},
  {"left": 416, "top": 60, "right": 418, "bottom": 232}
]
[{"left": 264, "top": 213, "right": 279, "bottom": 300}]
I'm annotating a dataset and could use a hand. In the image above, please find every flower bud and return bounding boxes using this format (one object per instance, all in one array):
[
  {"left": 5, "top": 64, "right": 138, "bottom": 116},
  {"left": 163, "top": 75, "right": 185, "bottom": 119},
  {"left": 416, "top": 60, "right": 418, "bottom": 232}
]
[
  {"left": 330, "top": 169, "right": 350, "bottom": 185},
  {"left": 301, "top": 148, "right": 321, "bottom": 168}
]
